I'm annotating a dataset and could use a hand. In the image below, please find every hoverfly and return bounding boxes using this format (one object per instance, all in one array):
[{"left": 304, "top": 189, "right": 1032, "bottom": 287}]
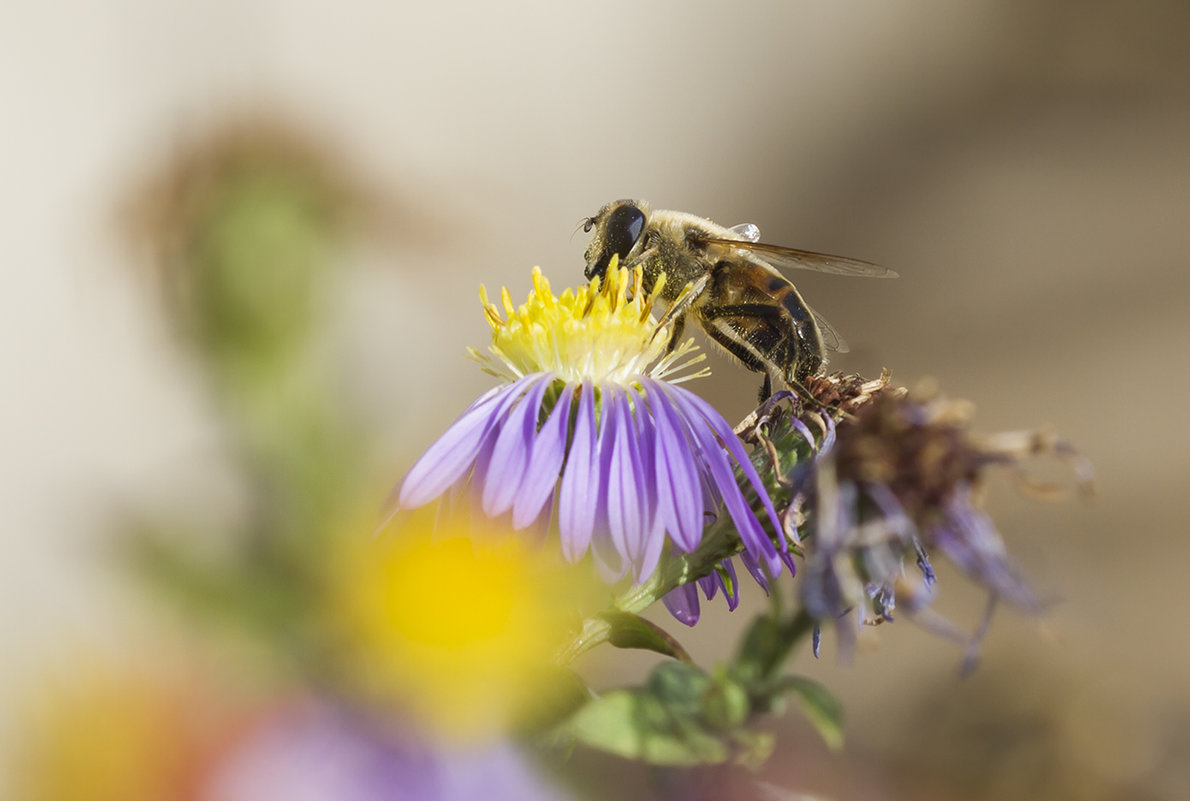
[{"left": 582, "top": 199, "right": 895, "bottom": 400}]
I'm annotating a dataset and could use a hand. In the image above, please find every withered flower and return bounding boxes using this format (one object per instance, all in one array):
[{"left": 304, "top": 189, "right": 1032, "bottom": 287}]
[{"left": 743, "top": 373, "right": 1091, "bottom": 664}]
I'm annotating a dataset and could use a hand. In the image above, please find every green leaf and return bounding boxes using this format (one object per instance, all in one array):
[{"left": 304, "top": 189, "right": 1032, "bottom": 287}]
[
  {"left": 701, "top": 670, "right": 751, "bottom": 732},
  {"left": 599, "top": 611, "right": 693, "bottom": 663},
  {"left": 560, "top": 661, "right": 778, "bottom": 767},
  {"left": 772, "top": 676, "right": 844, "bottom": 750},
  {"left": 646, "top": 661, "right": 712, "bottom": 705},
  {"left": 566, "top": 688, "right": 729, "bottom": 765}
]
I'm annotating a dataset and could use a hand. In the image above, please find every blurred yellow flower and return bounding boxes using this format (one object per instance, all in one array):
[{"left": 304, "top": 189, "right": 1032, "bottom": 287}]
[
  {"left": 8, "top": 662, "right": 232, "bottom": 801},
  {"left": 328, "top": 512, "right": 592, "bottom": 741}
]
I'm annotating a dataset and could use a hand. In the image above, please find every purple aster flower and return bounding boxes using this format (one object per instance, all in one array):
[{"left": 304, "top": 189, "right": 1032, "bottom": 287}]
[{"left": 394, "top": 264, "right": 786, "bottom": 608}]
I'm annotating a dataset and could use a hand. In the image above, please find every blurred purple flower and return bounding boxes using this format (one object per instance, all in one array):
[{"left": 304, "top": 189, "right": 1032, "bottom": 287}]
[
  {"left": 784, "top": 374, "right": 1091, "bottom": 661},
  {"left": 206, "top": 705, "right": 572, "bottom": 801}
]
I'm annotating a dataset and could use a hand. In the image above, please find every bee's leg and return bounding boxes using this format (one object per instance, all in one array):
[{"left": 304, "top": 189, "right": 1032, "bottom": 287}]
[
  {"left": 665, "top": 314, "right": 686, "bottom": 354},
  {"left": 701, "top": 302, "right": 790, "bottom": 364},
  {"left": 700, "top": 309, "right": 780, "bottom": 400},
  {"left": 649, "top": 273, "right": 708, "bottom": 351},
  {"left": 702, "top": 302, "right": 831, "bottom": 410},
  {"left": 622, "top": 247, "right": 659, "bottom": 272}
]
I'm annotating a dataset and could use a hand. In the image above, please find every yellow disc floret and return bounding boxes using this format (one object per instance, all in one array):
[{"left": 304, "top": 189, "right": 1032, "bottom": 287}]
[{"left": 469, "top": 260, "right": 707, "bottom": 385}]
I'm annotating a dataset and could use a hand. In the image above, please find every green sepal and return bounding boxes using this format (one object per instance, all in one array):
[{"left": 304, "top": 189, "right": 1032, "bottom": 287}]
[
  {"left": 560, "top": 662, "right": 771, "bottom": 767},
  {"left": 598, "top": 610, "right": 693, "bottom": 663}
]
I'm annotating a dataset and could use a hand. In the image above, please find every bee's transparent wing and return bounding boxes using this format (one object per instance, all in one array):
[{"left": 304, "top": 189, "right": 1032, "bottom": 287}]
[
  {"left": 808, "top": 305, "right": 849, "bottom": 354},
  {"left": 727, "top": 223, "right": 761, "bottom": 243},
  {"left": 701, "top": 236, "right": 897, "bottom": 278}
]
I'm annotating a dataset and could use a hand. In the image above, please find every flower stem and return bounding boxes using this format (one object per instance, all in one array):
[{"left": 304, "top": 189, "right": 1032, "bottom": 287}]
[{"left": 555, "top": 516, "right": 745, "bottom": 666}]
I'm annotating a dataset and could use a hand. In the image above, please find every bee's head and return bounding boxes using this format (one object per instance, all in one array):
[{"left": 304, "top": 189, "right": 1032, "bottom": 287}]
[{"left": 582, "top": 199, "right": 648, "bottom": 281}]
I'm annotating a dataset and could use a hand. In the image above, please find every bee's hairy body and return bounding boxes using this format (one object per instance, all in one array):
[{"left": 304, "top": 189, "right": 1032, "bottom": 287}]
[{"left": 583, "top": 200, "right": 827, "bottom": 398}]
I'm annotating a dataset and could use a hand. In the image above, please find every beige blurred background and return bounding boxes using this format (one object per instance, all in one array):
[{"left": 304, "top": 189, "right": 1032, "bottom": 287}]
[{"left": 3, "top": 1, "right": 1189, "bottom": 798}]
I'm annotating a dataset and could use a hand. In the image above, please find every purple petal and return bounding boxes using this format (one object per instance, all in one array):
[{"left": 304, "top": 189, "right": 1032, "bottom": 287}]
[
  {"left": 816, "top": 414, "right": 837, "bottom": 459},
  {"left": 779, "top": 550, "right": 798, "bottom": 577},
  {"left": 716, "top": 559, "right": 741, "bottom": 611},
  {"left": 589, "top": 390, "right": 626, "bottom": 581},
  {"left": 661, "top": 385, "right": 782, "bottom": 576},
  {"left": 511, "top": 386, "right": 573, "bottom": 528},
  {"left": 557, "top": 382, "right": 598, "bottom": 562},
  {"left": 628, "top": 386, "right": 666, "bottom": 582},
  {"left": 675, "top": 388, "right": 784, "bottom": 546},
  {"left": 863, "top": 482, "right": 914, "bottom": 542},
  {"left": 641, "top": 380, "right": 704, "bottom": 553},
  {"left": 521, "top": 488, "right": 555, "bottom": 546},
  {"left": 397, "top": 378, "right": 535, "bottom": 509},
  {"left": 740, "top": 551, "right": 771, "bottom": 595},
  {"left": 604, "top": 388, "right": 639, "bottom": 566},
  {"left": 789, "top": 416, "right": 817, "bottom": 451},
  {"left": 482, "top": 376, "right": 553, "bottom": 518},
  {"left": 933, "top": 491, "right": 1040, "bottom": 610},
  {"left": 662, "top": 582, "right": 701, "bottom": 627},
  {"left": 914, "top": 538, "right": 937, "bottom": 585},
  {"left": 471, "top": 378, "right": 554, "bottom": 492}
]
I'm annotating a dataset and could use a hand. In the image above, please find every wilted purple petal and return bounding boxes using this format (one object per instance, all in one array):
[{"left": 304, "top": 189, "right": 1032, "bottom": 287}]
[
  {"left": 914, "top": 539, "right": 936, "bottom": 585},
  {"left": 816, "top": 414, "right": 837, "bottom": 458},
  {"left": 482, "top": 375, "right": 553, "bottom": 518},
  {"left": 789, "top": 416, "right": 818, "bottom": 451},
  {"left": 933, "top": 492, "right": 1041, "bottom": 611},
  {"left": 557, "top": 382, "right": 598, "bottom": 562},
  {"left": 863, "top": 482, "right": 914, "bottom": 541},
  {"left": 511, "top": 386, "right": 572, "bottom": 528},
  {"left": 662, "top": 582, "right": 701, "bottom": 627}
]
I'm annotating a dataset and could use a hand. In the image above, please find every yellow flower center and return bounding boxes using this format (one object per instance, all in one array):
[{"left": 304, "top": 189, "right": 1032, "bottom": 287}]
[{"left": 470, "top": 261, "right": 707, "bottom": 385}]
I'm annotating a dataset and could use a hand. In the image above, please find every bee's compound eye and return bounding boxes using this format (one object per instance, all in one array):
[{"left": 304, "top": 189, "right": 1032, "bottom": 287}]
[{"left": 605, "top": 205, "right": 646, "bottom": 260}]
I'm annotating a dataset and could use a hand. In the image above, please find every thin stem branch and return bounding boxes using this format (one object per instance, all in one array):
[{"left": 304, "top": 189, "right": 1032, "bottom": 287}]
[{"left": 555, "top": 516, "right": 746, "bottom": 666}]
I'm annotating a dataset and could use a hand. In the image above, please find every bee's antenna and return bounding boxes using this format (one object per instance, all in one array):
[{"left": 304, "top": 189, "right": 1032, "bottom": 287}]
[{"left": 571, "top": 217, "right": 595, "bottom": 239}]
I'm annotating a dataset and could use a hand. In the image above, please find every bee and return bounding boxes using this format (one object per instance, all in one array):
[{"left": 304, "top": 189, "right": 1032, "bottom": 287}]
[{"left": 582, "top": 199, "right": 896, "bottom": 401}]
